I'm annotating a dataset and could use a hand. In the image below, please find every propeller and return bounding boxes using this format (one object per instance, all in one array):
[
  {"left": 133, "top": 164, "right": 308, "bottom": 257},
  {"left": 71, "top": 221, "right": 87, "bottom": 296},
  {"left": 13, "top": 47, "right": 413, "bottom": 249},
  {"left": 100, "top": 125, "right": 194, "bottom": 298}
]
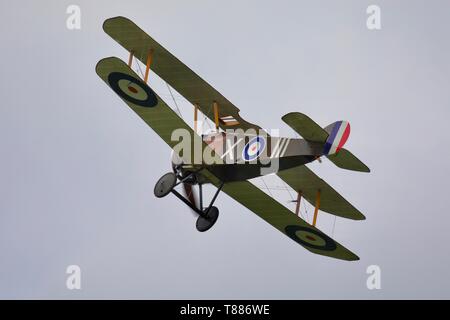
[
  {"left": 171, "top": 151, "right": 200, "bottom": 217},
  {"left": 182, "top": 183, "right": 199, "bottom": 216}
]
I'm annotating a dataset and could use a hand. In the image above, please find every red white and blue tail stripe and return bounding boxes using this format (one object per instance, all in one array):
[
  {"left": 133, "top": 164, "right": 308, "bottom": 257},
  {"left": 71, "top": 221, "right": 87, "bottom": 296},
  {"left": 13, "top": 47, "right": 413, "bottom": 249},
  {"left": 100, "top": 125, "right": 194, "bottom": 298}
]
[{"left": 323, "top": 121, "right": 350, "bottom": 155}]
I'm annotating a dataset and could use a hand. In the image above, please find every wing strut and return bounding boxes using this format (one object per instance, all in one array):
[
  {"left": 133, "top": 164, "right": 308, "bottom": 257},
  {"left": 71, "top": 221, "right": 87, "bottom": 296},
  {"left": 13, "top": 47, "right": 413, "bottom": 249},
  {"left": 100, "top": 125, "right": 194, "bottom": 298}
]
[
  {"left": 194, "top": 104, "right": 199, "bottom": 134},
  {"left": 213, "top": 101, "right": 220, "bottom": 131},
  {"left": 312, "top": 189, "right": 321, "bottom": 226},
  {"left": 128, "top": 50, "right": 134, "bottom": 67},
  {"left": 295, "top": 191, "right": 302, "bottom": 216},
  {"left": 143, "top": 49, "right": 153, "bottom": 83}
]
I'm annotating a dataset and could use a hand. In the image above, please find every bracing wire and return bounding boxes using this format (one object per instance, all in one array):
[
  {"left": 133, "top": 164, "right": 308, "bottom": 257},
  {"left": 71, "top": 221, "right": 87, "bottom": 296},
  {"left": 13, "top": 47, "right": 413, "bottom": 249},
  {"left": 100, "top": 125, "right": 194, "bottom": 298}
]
[
  {"left": 133, "top": 57, "right": 184, "bottom": 120},
  {"left": 332, "top": 215, "right": 337, "bottom": 238},
  {"left": 302, "top": 199, "right": 310, "bottom": 223},
  {"left": 283, "top": 181, "right": 295, "bottom": 200},
  {"left": 258, "top": 185, "right": 297, "bottom": 191},
  {"left": 203, "top": 113, "right": 213, "bottom": 133},
  {"left": 260, "top": 177, "right": 274, "bottom": 199},
  {"left": 136, "top": 59, "right": 144, "bottom": 78},
  {"left": 280, "top": 180, "right": 305, "bottom": 220},
  {"left": 165, "top": 82, "right": 183, "bottom": 119}
]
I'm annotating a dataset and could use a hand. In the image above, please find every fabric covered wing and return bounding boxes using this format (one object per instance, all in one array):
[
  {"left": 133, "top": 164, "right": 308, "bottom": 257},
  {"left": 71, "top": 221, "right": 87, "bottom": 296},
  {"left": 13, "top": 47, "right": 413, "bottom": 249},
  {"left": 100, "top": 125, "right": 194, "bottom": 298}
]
[
  {"left": 103, "top": 16, "right": 261, "bottom": 131},
  {"left": 215, "top": 178, "right": 359, "bottom": 261},
  {"left": 277, "top": 165, "right": 365, "bottom": 220},
  {"left": 96, "top": 56, "right": 219, "bottom": 164}
]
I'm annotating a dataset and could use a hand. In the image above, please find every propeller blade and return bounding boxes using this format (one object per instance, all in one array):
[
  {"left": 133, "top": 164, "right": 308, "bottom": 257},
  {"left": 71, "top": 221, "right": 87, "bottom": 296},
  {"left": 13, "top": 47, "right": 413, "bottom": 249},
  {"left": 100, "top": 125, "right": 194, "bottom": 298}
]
[
  {"left": 182, "top": 183, "right": 199, "bottom": 217},
  {"left": 171, "top": 154, "right": 200, "bottom": 217}
]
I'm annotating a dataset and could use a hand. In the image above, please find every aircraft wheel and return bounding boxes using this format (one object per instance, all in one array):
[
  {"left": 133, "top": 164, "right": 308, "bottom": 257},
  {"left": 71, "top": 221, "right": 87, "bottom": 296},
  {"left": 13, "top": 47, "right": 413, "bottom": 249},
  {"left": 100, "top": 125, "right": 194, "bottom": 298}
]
[
  {"left": 196, "top": 206, "right": 219, "bottom": 232},
  {"left": 154, "top": 172, "right": 177, "bottom": 198}
]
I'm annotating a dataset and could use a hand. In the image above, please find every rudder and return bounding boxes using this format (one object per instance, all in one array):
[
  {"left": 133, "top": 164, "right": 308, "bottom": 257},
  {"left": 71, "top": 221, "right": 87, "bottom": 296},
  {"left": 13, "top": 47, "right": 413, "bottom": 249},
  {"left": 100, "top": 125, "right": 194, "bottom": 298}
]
[{"left": 322, "top": 121, "right": 350, "bottom": 155}]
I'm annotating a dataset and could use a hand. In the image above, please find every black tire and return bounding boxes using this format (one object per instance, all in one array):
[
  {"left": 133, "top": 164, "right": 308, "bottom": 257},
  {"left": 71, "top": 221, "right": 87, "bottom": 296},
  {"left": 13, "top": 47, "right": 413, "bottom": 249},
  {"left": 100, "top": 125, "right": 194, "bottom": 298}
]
[
  {"left": 196, "top": 206, "right": 219, "bottom": 232},
  {"left": 154, "top": 172, "right": 177, "bottom": 198}
]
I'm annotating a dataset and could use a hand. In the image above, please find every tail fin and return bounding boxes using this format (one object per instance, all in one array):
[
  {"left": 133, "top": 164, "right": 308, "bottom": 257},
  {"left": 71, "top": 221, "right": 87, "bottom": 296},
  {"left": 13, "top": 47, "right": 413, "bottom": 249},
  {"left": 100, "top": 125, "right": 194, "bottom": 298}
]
[
  {"left": 281, "top": 113, "right": 350, "bottom": 155},
  {"left": 322, "top": 121, "right": 350, "bottom": 155},
  {"left": 282, "top": 112, "right": 370, "bottom": 172},
  {"left": 323, "top": 121, "right": 370, "bottom": 172}
]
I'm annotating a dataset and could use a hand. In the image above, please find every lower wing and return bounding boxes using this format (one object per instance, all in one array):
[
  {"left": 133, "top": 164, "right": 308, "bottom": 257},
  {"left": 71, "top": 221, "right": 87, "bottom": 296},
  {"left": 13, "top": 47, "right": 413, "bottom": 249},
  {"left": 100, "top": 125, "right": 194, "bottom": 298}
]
[
  {"left": 277, "top": 165, "right": 365, "bottom": 220},
  {"left": 201, "top": 171, "right": 359, "bottom": 261}
]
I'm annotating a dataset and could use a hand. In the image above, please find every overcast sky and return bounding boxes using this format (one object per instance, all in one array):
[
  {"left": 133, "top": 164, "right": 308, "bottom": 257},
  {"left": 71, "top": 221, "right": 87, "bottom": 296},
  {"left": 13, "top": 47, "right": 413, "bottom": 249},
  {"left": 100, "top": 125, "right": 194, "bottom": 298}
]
[{"left": 1, "top": 0, "right": 450, "bottom": 299}]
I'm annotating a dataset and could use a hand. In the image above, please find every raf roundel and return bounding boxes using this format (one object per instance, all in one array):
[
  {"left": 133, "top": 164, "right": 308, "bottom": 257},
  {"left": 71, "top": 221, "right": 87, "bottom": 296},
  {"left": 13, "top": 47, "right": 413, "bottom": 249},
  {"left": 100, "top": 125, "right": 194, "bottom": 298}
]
[
  {"left": 107, "top": 72, "right": 158, "bottom": 107},
  {"left": 242, "top": 136, "right": 266, "bottom": 161},
  {"left": 285, "top": 225, "right": 337, "bottom": 251}
]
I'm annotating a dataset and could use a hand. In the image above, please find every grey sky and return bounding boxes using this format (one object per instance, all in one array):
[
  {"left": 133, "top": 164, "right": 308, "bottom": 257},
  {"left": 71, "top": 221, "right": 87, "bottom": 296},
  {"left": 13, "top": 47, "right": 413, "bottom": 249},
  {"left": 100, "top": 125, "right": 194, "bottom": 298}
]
[{"left": 1, "top": 0, "right": 450, "bottom": 299}]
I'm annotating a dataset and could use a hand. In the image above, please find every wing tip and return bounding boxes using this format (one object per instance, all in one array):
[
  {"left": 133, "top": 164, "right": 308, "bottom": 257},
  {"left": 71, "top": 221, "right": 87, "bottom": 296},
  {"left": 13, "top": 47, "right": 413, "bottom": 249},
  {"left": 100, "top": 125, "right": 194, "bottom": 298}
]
[
  {"left": 357, "top": 163, "right": 371, "bottom": 173},
  {"left": 336, "top": 248, "right": 360, "bottom": 261},
  {"left": 281, "top": 111, "right": 309, "bottom": 122},
  {"left": 352, "top": 164, "right": 371, "bottom": 173},
  {"left": 95, "top": 56, "right": 121, "bottom": 74},
  {"left": 341, "top": 210, "right": 365, "bottom": 221},
  {"left": 347, "top": 254, "right": 360, "bottom": 261},
  {"left": 102, "top": 16, "right": 135, "bottom": 32},
  {"left": 311, "top": 247, "right": 360, "bottom": 261}
]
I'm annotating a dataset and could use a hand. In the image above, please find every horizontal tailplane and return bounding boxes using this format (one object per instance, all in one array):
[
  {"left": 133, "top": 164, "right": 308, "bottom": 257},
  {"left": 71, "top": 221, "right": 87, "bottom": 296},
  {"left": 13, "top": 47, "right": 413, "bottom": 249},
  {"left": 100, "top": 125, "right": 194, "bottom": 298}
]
[
  {"left": 326, "top": 148, "right": 370, "bottom": 172},
  {"left": 282, "top": 112, "right": 369, "bottom": 172}
]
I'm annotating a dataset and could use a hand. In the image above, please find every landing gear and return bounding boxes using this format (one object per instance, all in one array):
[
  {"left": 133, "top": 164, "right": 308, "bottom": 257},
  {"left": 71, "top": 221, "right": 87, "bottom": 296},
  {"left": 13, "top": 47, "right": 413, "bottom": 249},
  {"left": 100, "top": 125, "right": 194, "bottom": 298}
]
[
  {"left": 154, "top": 172, "right": 177, "bottom": 198},
  {"left": 196, "top": 206, "right": 219, "bottom": 232},
  {"left": 154, "top": 171, "right": 224, "bottom": 232}
]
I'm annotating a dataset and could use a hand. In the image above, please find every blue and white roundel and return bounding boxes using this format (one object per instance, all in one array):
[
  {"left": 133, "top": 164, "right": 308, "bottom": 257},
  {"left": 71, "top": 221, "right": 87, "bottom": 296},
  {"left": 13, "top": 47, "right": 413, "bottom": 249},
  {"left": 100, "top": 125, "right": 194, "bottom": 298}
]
[{"left": 242, "top": 136, "right": 266, "bottom": 161}]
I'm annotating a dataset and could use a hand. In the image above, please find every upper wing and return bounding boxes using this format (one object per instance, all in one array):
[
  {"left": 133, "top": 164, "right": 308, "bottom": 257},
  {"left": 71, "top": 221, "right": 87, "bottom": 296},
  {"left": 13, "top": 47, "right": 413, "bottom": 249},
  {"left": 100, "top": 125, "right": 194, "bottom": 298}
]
[
  {"left": 103, "top": 16, "right": 261, "bottom": 131},
  {"left": 96, "top": 56, "right": 220, "bottom": 164},
  {"left": 277, "top": 165, "right": 365, "bottom": 220},
  {"left": 200, "top": 172, "right": 359, "bottom": 260}
]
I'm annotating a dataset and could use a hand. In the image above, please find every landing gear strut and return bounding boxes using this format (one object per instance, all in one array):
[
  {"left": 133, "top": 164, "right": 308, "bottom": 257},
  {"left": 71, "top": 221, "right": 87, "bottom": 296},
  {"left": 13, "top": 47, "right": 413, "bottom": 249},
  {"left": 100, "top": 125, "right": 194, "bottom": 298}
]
[{"left": 154, "top": 171, "right": 224, "bottom": 232}]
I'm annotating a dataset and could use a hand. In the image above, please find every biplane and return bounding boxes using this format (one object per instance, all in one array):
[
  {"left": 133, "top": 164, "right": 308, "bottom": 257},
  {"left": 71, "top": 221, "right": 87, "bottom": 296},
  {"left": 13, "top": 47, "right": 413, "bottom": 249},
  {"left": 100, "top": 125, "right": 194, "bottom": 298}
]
[{"left": 96, "top": 17, "right": 370, "bottom": 261}]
